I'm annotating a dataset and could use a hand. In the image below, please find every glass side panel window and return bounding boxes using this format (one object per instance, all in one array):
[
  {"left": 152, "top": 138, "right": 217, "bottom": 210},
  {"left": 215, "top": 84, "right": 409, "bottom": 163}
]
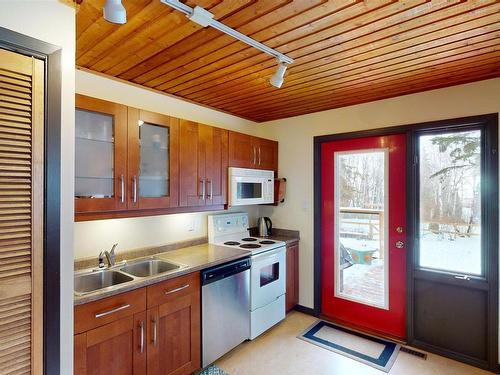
[
  {"left": 139, "top": 122, "right": 169, "bottom": 198},
  {"left": 75, "top": 109, "right": 114, "bottom": 198},
  {"left": 418, "top": 130, "right": 482, "bottom": 276},
  {"left": 237, "top": 182, "right": 262, "bottom": 199},
  {"left": 334, "top": 150, "right": 388, "bottom": 309},
  {"left": 260, "top": 262, "right": 279, "bottom": 287}
]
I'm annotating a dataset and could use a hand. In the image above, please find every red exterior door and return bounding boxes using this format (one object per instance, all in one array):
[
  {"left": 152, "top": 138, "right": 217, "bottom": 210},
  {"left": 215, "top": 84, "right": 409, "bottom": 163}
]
[{"left": 321, "top": 134, "right": 407, "bottom": 340}]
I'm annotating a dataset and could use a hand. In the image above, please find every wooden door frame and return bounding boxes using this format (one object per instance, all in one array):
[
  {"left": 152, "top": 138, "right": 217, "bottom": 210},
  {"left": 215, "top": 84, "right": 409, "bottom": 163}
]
[
  {"left": 313, "top": 113, "right": 498, "bottom": 370},
  {"left": 0, "top": 27, "right": 62, "bottom": 374}
]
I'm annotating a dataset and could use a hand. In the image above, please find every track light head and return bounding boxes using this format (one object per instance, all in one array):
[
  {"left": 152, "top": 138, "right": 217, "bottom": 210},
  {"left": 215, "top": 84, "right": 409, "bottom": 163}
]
[
  {"left": 103, "top": 0, "right": 127, "bottom": 24},
  {"left": 270, "top": 61, "right": 288, "bottom": 88},
  {"left": 188, "top": 6, "right": 215, "bottom": 27}
]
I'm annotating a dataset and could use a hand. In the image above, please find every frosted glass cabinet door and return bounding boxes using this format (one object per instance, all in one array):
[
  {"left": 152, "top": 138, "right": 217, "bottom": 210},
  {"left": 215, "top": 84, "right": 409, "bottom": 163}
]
[
  {"left": 75, "top": 109, "right": 114, "bottom": 198},
  {"left": 139, "top": 123, "right": 169, "bottom": 198},
  {"left": 128, "top": 108, "right": 179, "bottom": 210},
  {"left": 75, "top": 95, "right": 128, "bottom": 213}
]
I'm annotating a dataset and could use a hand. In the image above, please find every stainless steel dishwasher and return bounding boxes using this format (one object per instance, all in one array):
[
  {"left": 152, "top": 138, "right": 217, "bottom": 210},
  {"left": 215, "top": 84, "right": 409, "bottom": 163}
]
[{"left": 201, "top": 257, "right": 251, "bottom": 367}]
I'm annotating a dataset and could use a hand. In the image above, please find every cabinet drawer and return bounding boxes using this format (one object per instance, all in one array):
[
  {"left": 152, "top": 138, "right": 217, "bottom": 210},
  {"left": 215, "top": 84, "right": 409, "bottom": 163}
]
[
  {"left": 75, "top": 288, "right": 146, "bottom": 334},
  {"left": 147, "top": 272, "right": 200, "bottom": 308}
]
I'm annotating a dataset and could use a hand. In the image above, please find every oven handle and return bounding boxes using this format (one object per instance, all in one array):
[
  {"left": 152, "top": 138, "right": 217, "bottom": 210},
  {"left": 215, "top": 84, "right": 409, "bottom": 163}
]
[{"left": 251, "top": 246, "right": 285, "bottom": 261}]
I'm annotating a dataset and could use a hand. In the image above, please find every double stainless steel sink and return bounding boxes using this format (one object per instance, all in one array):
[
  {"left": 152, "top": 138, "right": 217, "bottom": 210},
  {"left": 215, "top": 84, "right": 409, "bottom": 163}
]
[{"left": 74, "top": 258, "right": 187, "bottom": 295}]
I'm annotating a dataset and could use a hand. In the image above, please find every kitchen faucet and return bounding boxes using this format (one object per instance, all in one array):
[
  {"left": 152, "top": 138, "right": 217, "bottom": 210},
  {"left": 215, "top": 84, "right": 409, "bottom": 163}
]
[{"left": 99, "top": 243, "right": 118, "bottom": 268}]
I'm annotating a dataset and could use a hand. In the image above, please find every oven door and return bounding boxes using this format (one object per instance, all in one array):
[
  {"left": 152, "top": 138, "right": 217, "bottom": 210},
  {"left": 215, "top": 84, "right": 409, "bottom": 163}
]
[
  {"left": 230, "top": 176, "right": 273, "bottom": 206},
  {"left": 250, "top": 246, "right": 286, "bottom": 310}
]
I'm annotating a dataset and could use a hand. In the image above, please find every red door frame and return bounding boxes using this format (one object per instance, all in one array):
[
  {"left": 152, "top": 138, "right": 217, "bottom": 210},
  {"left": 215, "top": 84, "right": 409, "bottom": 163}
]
[{"left": 320, "top": 134, "right": 407, "bottom": 340}]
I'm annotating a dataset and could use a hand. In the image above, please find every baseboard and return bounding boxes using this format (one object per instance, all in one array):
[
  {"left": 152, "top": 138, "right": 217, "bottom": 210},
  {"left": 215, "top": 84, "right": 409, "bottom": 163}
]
[
  {"left": 410, "top": 339, "right": 492, "bottom": 371},
  {"left": 294, "top": 304, "right": 318, "bottom": 316}
]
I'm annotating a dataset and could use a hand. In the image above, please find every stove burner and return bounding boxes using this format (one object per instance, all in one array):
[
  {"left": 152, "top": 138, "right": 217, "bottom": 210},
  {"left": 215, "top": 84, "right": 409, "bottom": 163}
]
[
  {"left": 259, "top": 240, "right": 276, "bottom": 245},
  {"left": 240, "top": 244, "right": 262, "bottom": 249},
  {"left": 241, "top": 237, "right": 258, "bottom": 242},
  {"left": 224, "top": 241, "right": 240, "bottom": 246}
]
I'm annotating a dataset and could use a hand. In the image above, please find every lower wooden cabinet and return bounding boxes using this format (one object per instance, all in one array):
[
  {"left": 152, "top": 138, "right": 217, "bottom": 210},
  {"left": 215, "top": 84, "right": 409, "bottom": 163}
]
[
  {"left": 74, "top": 272, "right": 201, "bottom": 375},
  {"left": 74, "top": 312, "right": 147, "bottom": 375},
  {"left": 286, "top": 242, "right": 299, "bottom": 312},
  {"left": 147, "top": 273, "right": 201, "bottom": 375},
  {"left": 147, "top": 293, "right": 201, "bottom": 375}
]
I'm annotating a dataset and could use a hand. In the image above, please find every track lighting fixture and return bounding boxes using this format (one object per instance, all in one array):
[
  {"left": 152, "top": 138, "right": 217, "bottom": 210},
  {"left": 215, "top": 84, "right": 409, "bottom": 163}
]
[
  {"left": 270, "top": 61, "right": 288, "bottom": 88},
  {"left": 103, "top": 0, "right": 127, "bottom": 25},
  {"left": 160, "top": 0, "right": 293, "bottom": 88}
]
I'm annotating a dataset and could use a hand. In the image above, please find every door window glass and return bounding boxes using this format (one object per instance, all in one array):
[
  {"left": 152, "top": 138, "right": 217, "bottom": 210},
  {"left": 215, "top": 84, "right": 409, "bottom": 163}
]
[
  {"left": 334, "top": 150, "right": 388, "bottom": 309},
  {"left": 139, "top": 122, "right": 169, "bottom": 198},
  {"left": 418, "top": 130, "right": 482, "bottom": 275},
  {"left": 75, "top": 109, "right": 114, "bottom": 198}
]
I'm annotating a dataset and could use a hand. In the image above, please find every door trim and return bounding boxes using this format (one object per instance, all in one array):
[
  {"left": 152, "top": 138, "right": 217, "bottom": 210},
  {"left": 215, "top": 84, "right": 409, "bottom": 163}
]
[
  {"left": 0, "top": 27, "right": 62, "bottom": 375},
  {"left": 313, "top": 113, "right": 498, "bottom": 370}
]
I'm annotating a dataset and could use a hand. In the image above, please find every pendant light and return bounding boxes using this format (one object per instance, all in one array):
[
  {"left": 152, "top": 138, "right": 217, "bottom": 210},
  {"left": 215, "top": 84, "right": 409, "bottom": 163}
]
[
  {"left": 270, "top": 61, "right": 288, "bottom": 88},
  {"left": 103, "top": 0, "right": 127, "bottom": 24}
]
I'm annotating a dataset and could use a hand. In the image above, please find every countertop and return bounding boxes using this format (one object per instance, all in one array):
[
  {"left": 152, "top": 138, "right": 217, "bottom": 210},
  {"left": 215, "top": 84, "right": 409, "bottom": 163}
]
[
  {"left": 265, "top": 234, "right": 299, "bottom": 246},
  {"left": 250, "top": 227, "right": 300, "bottom": 246},
  {"left": 74, "top": 243, "right": 250, "bottom": 306}
]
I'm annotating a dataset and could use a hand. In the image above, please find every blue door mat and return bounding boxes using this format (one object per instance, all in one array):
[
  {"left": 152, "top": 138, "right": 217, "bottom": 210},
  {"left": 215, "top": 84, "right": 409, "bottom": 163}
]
[
  {"left": 298, "top": 320, "right": 400, "bottom": 373},
  {"left": 198, "top": 365, "right": 229, "bottom": 375}
]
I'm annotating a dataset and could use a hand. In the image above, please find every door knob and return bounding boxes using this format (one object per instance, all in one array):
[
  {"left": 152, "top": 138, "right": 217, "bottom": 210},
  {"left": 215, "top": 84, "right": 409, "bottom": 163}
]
[
  {"left": 395, "top": 241, "right": 405, "bottom": 249},
  {"left": 396, "top": 226, "right": 404, "bottom": 233}
]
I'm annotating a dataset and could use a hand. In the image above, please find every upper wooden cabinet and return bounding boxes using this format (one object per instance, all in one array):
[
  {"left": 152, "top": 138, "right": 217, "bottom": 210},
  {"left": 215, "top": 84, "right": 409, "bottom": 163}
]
[
  {"left": 255, "top": 137, "right": 278, "bottom": 171},
  {"left": 179, "top": 121, "right": 228, "bottom": 207},
  {"left": 228, "top": 131, "right": 278, "bottom": 171},
  {"left": 127, "top": 109, "right": 179, "bottom": 210},
  {"left": 75, "top": 95, "right": 278, "bottom": 220},
  {"left": 227, "top": 131, "right": 253, "bottom": 169},
  {"left": 75, "top": 94, "right": 128, "bottom": 213}
]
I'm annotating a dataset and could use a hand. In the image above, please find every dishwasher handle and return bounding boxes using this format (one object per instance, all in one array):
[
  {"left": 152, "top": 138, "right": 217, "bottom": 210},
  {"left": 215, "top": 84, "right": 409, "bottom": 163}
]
[{"left": 201, "top": 258, "right": 251, "bottom": 286}]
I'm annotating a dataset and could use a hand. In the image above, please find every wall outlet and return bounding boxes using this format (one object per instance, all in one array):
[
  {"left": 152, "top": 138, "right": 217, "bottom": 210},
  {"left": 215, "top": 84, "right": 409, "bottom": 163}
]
[{"left": 188, "top": 219, "right": 196, "bottom": 232}]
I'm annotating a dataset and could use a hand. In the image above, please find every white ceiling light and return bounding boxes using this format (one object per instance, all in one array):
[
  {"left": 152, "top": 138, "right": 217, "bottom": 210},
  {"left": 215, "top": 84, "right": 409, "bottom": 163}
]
[
  {"left": 269, "top": 61, "right": 288, "bottom": 89},
  {"left": 103, "top": 0, "right": 127, "bottom": 25},
  {"left": 160, "top": 0, "right": 293, "bottom": 88}
]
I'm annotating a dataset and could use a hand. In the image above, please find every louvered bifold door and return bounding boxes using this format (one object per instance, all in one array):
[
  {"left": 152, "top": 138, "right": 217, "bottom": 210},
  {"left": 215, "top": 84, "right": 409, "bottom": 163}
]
[{"left": 0, "top": 49, "right": 44, "bottom": 375}]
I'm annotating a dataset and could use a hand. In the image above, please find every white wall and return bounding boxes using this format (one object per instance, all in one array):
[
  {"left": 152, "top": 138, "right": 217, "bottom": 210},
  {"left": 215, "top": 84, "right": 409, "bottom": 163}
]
[
  {"left": 257, "top": 77, "right": 500, "bottom": 309},
  {"left": 74, "top": 206, "right": 260, "bottom": 259},
  {"left": 76, "top": 69, "right": 259, "bottom": 135},
  {"left": 0, "top": 1, "right": 75, "bottom": 374},
  {"left": 74, "top": 71, "right": 263, "bottom": 259}
]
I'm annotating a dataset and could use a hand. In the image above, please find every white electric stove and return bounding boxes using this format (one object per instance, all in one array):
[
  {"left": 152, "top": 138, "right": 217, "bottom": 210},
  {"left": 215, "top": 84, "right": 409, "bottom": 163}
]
[{"left": 208, "top": 212, "right": 286, "bottom": 339}]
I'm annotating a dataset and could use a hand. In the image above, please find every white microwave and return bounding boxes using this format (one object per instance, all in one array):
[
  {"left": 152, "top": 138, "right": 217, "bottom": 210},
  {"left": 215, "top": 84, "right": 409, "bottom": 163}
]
[{"left": 228, "top": 167, "right": 274, "bottom": 206}]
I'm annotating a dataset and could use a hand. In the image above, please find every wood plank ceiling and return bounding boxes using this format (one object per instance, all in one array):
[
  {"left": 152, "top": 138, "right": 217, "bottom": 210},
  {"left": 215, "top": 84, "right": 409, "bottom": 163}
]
[{"left": 76, "top": 0, "right": 500, "bottom": 122}]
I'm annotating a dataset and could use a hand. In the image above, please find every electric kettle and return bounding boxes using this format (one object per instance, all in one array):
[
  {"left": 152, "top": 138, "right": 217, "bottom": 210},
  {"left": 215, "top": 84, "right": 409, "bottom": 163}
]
[{"left": 257, "top": 217, "right": 272, "bottom": 237}]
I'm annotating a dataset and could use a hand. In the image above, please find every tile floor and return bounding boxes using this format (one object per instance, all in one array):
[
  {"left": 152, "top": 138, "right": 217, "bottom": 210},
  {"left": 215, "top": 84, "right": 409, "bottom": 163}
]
[{"left": 216, "top": 311, "right": 494, "bottom": 375}]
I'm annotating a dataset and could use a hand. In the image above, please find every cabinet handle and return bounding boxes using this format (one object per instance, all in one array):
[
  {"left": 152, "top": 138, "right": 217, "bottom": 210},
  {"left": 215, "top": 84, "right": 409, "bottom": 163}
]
[
  {"left": 253, "top": 146, "right": 256, "bottom": 165},
  {"left": 258, "top": 147, "right": 261, "bottom": 165},
  {"left": 120, "top": 174, "right": 125, "bottom": 203},
  {"left": 133, "top": 175, "right": 137, "bottom": 203},
  {"left": 200, "top": 178, "right": 206, "bottom": 201},
  {"left": 152, "top": 318, "right": 157, "bottom": 346},
  {"left": 207, "top": 178, "right": 213, "bottom": 200},
  {"left": 165, "top": 284, "right": 190, "bottom": 295},
  {"left": 139, "top": 321, "right": 144, "bottom": 353},
  {"left": 94, "top": 303, "right": 130, "bottom": 318}
]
